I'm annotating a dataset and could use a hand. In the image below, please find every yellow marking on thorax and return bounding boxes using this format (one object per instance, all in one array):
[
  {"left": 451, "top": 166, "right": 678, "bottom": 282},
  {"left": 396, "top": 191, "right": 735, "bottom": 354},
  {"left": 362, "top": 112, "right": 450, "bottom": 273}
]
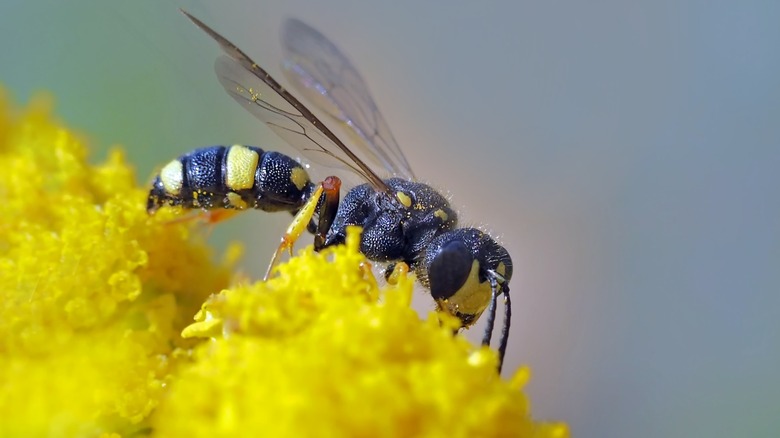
[
  {"left": 396, "top": 191, "right": 412, "bottom": 208},
  {"left": 434, "top": 209, "right": 449, "bottom": 222},
  {"left": 226, "top": 192, "right": 248, "bottom": 210},
  {"left": 225, "top": 145, "right": 260, "bottom": 191},
  {"left": 160, "top": 160, "right": 184, "bottom": 195},
  {"left": 290, "top": 166, "right": 309, "bottom": 191},
  {"left": 439, "top": 260, "right": 491, "bottom": 325}
]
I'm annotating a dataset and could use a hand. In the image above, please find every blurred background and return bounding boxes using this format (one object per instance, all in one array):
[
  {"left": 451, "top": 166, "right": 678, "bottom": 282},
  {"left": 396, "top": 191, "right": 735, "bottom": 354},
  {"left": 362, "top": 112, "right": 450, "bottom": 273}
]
[{"left": 2, "top": 0, "right": 778, "bottom": 436}]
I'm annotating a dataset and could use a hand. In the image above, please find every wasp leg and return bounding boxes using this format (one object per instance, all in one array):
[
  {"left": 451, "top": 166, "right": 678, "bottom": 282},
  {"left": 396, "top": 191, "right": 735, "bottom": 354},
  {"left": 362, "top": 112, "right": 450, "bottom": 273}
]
[
  {"left": 160, "top": 209, "right": 242, "bottom": 238},
  {"left": 161, "top": 208, "right": 242, "bottom": 227},
  {"left": 264, "top": 185, "right": 322, "bottom": 281},
  {"left": 314, "top": 176, "right": 341, "bottom": 251},
  {"left": 264, "top": 176, "right": 342, "bottom": 281},
  {"left": 164, "top": 210, "right": 241, "bottom": 239}
]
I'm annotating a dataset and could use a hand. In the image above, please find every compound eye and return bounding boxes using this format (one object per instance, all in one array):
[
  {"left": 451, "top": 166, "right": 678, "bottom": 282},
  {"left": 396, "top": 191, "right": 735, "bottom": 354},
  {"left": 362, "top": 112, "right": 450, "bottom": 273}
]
[{"left": 428, "top": 240, "right": 473, "bottom": 301}]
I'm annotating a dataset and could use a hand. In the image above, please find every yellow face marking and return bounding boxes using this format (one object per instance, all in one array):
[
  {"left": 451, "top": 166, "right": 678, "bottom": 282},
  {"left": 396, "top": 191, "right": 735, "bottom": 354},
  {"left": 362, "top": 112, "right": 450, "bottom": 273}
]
[
  {"left": 290, "top": 166, "right": 309, "bottom": 191},
  {"left": 438, "top": 260, "right": 491, "bottom": 326},
  {"left": 226, "top": 192, "right": 248, "bottom": 210},
  {"left": 434, "top": 209, "right": 449, "bottom": 222},
  {"left": 396, "top": 191, "right": 412, "bottom": 208},
  {"left": 225, "top": 145, "right": 260, "bottom": 191},
  {"left": 160, "top": 160, "right": 184, "bottom": 195}
]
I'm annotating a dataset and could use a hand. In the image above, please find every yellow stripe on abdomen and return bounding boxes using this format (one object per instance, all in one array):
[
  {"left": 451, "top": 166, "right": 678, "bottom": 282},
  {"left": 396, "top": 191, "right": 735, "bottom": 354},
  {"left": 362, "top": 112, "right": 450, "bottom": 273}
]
[
  {"left": 160, "top": 160, "right": 184, "bottom": 195},
  {"left": 225, "top": 145, "right": 259, "bottom": 191}
]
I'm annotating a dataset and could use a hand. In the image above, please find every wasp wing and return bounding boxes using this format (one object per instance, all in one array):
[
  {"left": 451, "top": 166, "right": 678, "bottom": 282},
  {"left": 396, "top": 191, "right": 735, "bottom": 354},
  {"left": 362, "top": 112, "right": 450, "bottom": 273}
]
[
  {"left": 214, "top": 56, "right": 367, "bottom": 180},
  {"left": 181, "top": 9, "right": 390, "bottom": 193},
  {"left": 281, "top": 18, "right": 416, "bottom": 181}
]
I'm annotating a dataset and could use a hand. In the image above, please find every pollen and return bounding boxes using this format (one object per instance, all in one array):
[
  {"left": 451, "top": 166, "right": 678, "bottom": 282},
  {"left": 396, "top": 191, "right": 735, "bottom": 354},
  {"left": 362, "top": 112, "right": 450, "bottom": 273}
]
[{"left": 226, "top": 192, "right": 248, "bottom": 209}]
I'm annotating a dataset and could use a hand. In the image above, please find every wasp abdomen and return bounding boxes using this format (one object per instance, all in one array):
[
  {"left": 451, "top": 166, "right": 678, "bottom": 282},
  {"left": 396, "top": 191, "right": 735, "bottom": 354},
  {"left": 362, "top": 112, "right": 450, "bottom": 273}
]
[{"left": 147, "top": 145, "right": 314, "bottom": 214}]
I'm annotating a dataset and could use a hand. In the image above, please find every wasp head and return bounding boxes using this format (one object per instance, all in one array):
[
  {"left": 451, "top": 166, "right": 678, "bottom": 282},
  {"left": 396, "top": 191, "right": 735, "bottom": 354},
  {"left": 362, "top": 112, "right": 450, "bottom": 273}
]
[{"left": 417, "top": 228, "right": 512, "bottom": 328}]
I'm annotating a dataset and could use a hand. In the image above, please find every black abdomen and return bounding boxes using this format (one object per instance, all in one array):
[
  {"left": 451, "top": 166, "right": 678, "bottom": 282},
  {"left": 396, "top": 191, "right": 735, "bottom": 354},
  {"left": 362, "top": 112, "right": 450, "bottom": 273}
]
[{"left": 147, "top": 145, "right": 314, "bottom": 214}]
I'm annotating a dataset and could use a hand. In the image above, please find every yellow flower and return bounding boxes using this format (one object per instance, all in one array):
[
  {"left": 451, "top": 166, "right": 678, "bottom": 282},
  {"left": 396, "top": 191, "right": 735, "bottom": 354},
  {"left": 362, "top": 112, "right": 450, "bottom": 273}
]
[
  {"left": 0, "top": 88, "right": 568, "bottom": 437},
  {"left": 0, "top": 89, "right": 236, "bottom": 436}
]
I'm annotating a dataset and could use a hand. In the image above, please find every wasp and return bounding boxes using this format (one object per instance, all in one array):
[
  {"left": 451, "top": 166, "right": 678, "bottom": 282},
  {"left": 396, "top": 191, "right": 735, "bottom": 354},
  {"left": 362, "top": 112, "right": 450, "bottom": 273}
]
[{"left": 148, "top": 10, "right": 514, "bottom": 371}]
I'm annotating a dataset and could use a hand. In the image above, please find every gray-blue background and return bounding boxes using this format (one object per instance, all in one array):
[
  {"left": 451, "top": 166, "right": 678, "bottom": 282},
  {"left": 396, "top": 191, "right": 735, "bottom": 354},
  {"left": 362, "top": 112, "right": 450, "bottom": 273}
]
[{"left": 2, "top": 1, "right": 778, "bottom": 436}]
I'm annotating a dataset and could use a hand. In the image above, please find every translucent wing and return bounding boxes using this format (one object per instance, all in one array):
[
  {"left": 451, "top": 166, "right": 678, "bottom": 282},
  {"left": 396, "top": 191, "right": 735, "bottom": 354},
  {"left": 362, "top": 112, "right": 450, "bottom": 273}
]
[
  {"left": 180, "top": 9, "right": 390, "bottom": 193},
  {"left": 281, "top": 18, "right": 416, "bottom": 180}
]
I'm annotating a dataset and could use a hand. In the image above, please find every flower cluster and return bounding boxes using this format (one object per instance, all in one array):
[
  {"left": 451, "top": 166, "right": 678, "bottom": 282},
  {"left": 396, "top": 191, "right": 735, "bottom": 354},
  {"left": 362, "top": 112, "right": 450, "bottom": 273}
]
[
  {"left": 0, "top": 89, "right": 567, "bottom": 437},
  {"left": 0, "top": 90, "right": 236, "bottom": 436}
]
